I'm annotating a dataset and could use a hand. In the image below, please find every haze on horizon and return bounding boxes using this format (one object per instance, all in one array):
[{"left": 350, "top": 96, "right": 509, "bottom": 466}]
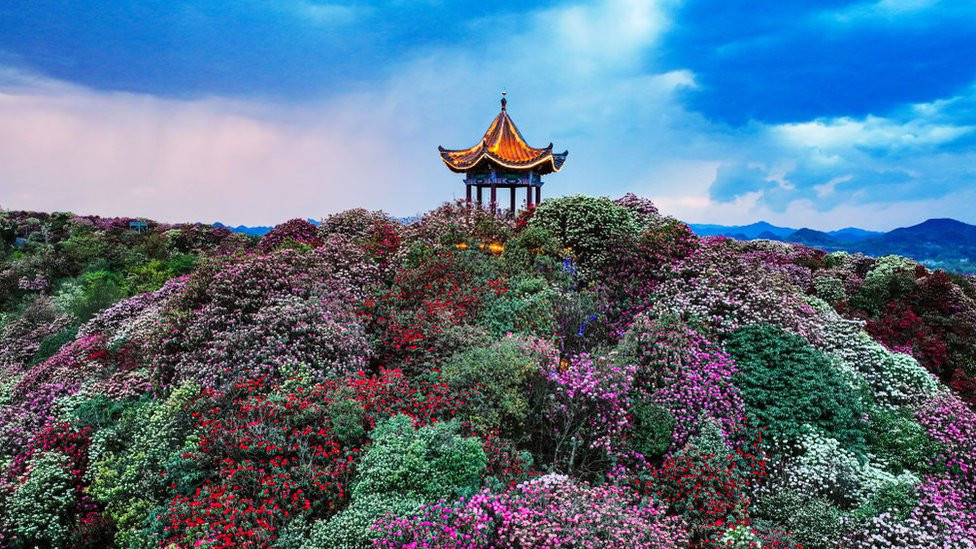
[{"left": 1, "top": 0, "right": 974, "bottom": 231}]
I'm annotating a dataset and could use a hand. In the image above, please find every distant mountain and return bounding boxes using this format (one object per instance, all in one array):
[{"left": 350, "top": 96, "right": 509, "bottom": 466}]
[
  {"left": 213, "top": 218, "right": 321, "bottom": 237},
  {"left": 876, "top": 218, "right": 976, "bottom": 246},
  {"left": 786, "top": 228, "right": 842, "bottom": 248},
  {"left": 689, "top": 218, "right": 976, "bottom": 273},
  {"left": 689, "top": 221, "right": 797, "bottom": 240},
  {"left": 827, "top": 227, "right": 882, "bottom": 242},
  {"left": 213, "top": 222, "right": 273, "bottom": 236},
  {"left": 852, "top": 219, "right": 976, "bottom": 272}
]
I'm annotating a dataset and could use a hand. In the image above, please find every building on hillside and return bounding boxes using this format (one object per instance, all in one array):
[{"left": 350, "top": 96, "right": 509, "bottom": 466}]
[
  {"left": 128, "top": 220, "right": 149, "bottom": 233},
  {"left": 438, "top": 93, "right": 567, "bottom": 215}
]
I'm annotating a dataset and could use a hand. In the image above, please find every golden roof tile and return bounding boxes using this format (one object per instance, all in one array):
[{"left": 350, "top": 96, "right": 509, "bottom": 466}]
[{"left": 439, "top": 95, "right": 568, "bottom": 175}]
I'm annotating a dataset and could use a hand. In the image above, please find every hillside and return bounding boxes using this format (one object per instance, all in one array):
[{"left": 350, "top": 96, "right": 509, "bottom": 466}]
[{"left": 2, "top": 196, "right": 976, "bottom": 548}]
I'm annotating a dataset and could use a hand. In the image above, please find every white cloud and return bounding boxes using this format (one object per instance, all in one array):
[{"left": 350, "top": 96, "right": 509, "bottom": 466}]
[{"left": 774, "top": 114, "right": 974, "bottom": 151}]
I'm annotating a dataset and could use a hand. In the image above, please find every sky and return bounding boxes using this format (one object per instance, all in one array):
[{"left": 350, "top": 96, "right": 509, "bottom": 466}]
[{"left": 0, "top": 0, "right": 975, "bottom": 230}]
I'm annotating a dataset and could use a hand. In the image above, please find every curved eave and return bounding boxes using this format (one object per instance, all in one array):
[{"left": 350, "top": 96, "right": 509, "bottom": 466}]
[{"left": 439, "top": 146, "right": 569, "bottom": 174}]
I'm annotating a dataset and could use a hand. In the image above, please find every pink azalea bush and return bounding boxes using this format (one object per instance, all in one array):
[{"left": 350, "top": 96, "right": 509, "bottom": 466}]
[
  {"left": 372, "top": 474, "right": 689, "bottom": 549},
  {"left": 0, "top": 335, "right": 107, "bottom": 455},
  {"left": 539, "top": 348, "right": 638, "bottom": 474},
  {"left": 653, "top": 237, "right": 824, "bottom": 344},
  {"left": 620, "top": 313, "right": 747, "bottom": 452},
  {"left": 151, "top": 249, "right": 373, "bottom": 389}
]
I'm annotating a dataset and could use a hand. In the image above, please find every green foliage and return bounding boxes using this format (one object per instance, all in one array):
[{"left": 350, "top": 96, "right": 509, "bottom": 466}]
[
  {"left": 352, "top": 415, "right": 486, "bottom": 501},
  {"left": 302, "top": 415, "right": 486, "bottom": 549},
  {"left": 88, "top": 383, "right": 199, "bottom": 548},
  {"left": 123, "top": 253, "right": 197, "bottom": 294},
  {"left": 850, "top": 255, "right": 918, "bottom": 315},
  {"left": 274, "top": 517, "right": 313, "bottom": 549},
  {"left": 59, "top": 227, "right": 109, "bottom": 273},
  {"left": 441, "top": 336, "right": 542, "bottom": 436},
  {"left": 754, "top": 490, "right": 846, "bottom": 548},
  {"left": 629, "top": 398, "right": 675, "bottom": 459},
  {"left": 71, "top": 394, "right": 131, "bottom": 431},
  {"left": 303, "top": 495, "right": 421, "bottom": 549},
  {"left": 29, "top": 324, "right": 79, "bottom": 365},
  {"left": 725, "top": 324, "right": 869, "bottom": 453},
  {"left": 477, "top": 274, "right": 557, "bottom": 338},
  {"left": 813, "top": 275, "right": 847, "bottom": 304},
  {"left": 54, "top": 270, "right": 126, "bottom": 322},
  {"left": 867, "top": 406, "right": 943, "bottom": 475},
  {"left": 528, "top": 195, "right": 639, "bottom": 279},
  {"left": 852, "top": 479, "right": 918, "bottom": 521},
  {"left": 323, "top": 390, "right": 367, "bottom": 444},
  {"left": 501, "top": 225, "right": 563, "bottom": 273},
  {"left": 7, "top": 451, "right": 76, "bottom": 549}
]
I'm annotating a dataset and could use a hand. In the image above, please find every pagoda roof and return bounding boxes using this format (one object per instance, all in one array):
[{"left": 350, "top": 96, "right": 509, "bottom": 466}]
[{"left": 439, "top": 96, "right": 568, "bottom": 175}]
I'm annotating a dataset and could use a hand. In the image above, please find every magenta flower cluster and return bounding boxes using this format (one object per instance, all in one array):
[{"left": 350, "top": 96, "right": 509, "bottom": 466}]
[{"left": 372, "top": 474, "right": 688, "bottom": 549}]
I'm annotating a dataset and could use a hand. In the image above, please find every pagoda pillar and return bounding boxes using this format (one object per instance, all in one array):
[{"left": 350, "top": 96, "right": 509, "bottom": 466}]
[
  {"left": 466, "top": 185, "right": 472, "bottom": 202},
  {"left": 526, "top": 186, "right": 533, "bottom": 208},
  {"left": 510, "top": 187, "right": 516, "bottom": 216},
  {"left": 476, "top": 185, "right": 483, "bottom": 206},
  {"left": 535, "top": 186, "right": 541, "bottom": 205},
  {"left": 490, "top": 185, "right": 497, "bottom": 210}
]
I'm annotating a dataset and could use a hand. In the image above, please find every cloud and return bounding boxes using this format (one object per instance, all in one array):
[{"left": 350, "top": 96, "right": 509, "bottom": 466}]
[
  {"left": 1, "top": 0, "right": 975, "bottom": 231},
  {"left": 0, "top": 73, "right": 436, "bottom": 225},
  {"left": 663, "top": 0, "right": 976, "bottom": 124},
  {"left": 288, "top": 1, "right": 368, "bottom": 25}
]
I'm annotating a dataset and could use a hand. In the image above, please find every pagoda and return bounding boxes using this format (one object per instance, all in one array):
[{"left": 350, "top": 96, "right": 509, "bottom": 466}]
[{"left": 439, "top": 93, "right": 567, "bottom": 214}]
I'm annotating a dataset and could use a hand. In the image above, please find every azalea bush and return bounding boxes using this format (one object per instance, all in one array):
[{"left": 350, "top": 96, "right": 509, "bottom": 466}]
[
  {"left": 528, "top": 195, "right": 641, "bottom": 281},
  {"left": 372, "top": 474, "right": 689, "bottom": 549},
  {"left": 618, "top": 313, "right": 746, "bottom": 453},
  {"left": 151, "top": 249, "right": 372, "bottom": 389},
  {"left": 725, "top": 323, "right": 870, "bottom": 453}
]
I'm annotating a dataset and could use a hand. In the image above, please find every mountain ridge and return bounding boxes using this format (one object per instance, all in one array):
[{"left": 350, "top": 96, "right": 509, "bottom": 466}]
[{"left": 689, "top": 217, "right": 976, "bottom": 273}]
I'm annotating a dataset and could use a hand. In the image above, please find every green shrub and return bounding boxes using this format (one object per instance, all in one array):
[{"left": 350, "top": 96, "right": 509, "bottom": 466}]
[
  {"left": 813, "top": 275, "right": 847, "bottom": 305},
  {"left": 303, "top": 495, "right": 420, "bottom": 549},
  {"left": 55, "top": 270, "right": 125, "bottom": 322},
  {"left": 324, "top": 390, "right": 367, "bottom": 444},
  {"left": 849, "top": 255, "right": 918, "bottom": 316},
  {"left": 528, "top": 195, "right": 639, "bottom": 279},
  {"left": 477, "top": 274, "right": 557, "bottom": 338},
  {"left": 725, "top": 324, "right": 869, "bottom": 454},
  {"left": 867, "top": 406, "right": 943, "bottom": 475},
  {"left": 754, "top": 489, "right": 846, "bottom": 548},
  {"left": 352, "top": 415, "right": 486, "bottom": 501},
  {"left": 29, "top": 324, "right": 79, "bottom": 365},
  {"left": 852, "top": 479, "right": 918, "bottom": 521},
  {"left": 441, "top": 336, "right": 542, "bottom": 436},
  {"left": 501, "top": 225, "right": 563, "bottom": 274},
  {"left": 88, "top": 383, "right": 199, "bottom": 547},
  {"left": 301, "top": 415, "right": 486, "bottom": 549},
  {"left": 8, "top": 451, "right": 76, "bottom": 548},
  {"left": 629, "top": 398, "right": 675, "bottom": 459},
  {"left": 123, "top": 253, "right": 197, "bottom": 294},
  {"left": 274, "top": 517, "right": 313, "bottom": 549}
]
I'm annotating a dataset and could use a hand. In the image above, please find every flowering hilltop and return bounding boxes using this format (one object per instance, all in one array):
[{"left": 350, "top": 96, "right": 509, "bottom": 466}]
[{"left": 1, "top": 197, "right": 976, "bottom": 548}]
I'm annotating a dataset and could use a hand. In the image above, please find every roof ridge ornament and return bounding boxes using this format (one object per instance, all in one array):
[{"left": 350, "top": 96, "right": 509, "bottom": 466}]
[{"left": 501, "top": 90, "right": 507, "bottom": 111}]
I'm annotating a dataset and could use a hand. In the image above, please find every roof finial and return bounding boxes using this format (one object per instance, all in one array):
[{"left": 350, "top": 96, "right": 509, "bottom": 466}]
[{"left": 501, "top": 90, "right": 507, "bottom": 111}]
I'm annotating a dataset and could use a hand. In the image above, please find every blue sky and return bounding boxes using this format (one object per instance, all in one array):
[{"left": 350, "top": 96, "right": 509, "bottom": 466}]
[{"left": 1, "top": 0, "right": 974, "bottom": 229}]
